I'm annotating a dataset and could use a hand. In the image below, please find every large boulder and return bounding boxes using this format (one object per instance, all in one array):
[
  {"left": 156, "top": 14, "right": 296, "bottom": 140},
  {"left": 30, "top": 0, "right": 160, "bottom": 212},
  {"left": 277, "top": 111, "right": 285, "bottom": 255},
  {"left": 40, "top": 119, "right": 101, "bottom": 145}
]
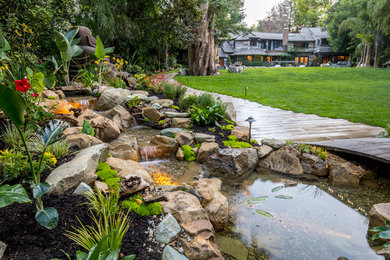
[
  {"left": 66, "top": 133, "right": 103, "bottom": 150},
  {"left": 164, "top": 112, "right": 188, "bottom": 118},
  {"left": 197, "top": 142, "right": 219, "bottom": 163},
  {"left": 89, "top": 115, "right": 121, "bottom": 142},
  {"left": 161, "top": 191, "right": 223, "bottom": 260},
  {"left": 162, "top": 245, "right": 188, "bottom": 260},
  {"left": 228, "top": 65, "right": 243, "bottom": 73},
  {"left": 105, "top": 157, "right": 153, "bottom": 185},
  {"left": 261, "top": 139, "right": 285, "bottom": 149},
  {"left": 175, "top": 132, "right": 194, "bottom": 147},
  {"left": 151, "top": 99, "right": 174, "bottom": 108},
  {"left": 95, "top": 87, "right": 131, "bottom": 111},
  {"left": 62, "top": 126, "right": 82, "bottom": 136},
  {"left": 76, "top": 109, "right": 99, "bottom": 126},
  {"left": 172, "top": 118, "right": 191, "bottom": 128},
  {"left": 102, "top": 105, "right": 133, "bottom": 130},
  {"left": 328, "top": 162, "right": 365, "bottom": 187},
  {"left": 194, "top": 178, "right": 228, "bottom": 231},
  {"left": 161, "top": 128, "right": 191, "bottom": 137},
  {"left": 155, "top": 213, "right": 182, "bottom": 244},
  {"left": 194, "top": 133, "right": 215, "bottom": 143},
  {"left": 151, "top": 135, "right": 178, "bottom": 157},
  {"left": 46, "top": 144, "right": 109, "bottom": 194},
  {"left": 300, "top": 153, "right": 328, "bottom": 176},
  {"left": 259, "top": 146, "right": 303, "bottom": 175},
  {"left": 109, "top": 136, "right": 140, "bottom": 161},
  {"left": 143, "top": 107, "right": 164, "bottom": 122},
  {"left": 205, "top": 148, "right": 258, "bottom": 179},
  {"left": 255, "top": 145, "right": 273, "bottom": 159},
  {"left": 231, "top": 126, "right": 249, "bottom": 141}
]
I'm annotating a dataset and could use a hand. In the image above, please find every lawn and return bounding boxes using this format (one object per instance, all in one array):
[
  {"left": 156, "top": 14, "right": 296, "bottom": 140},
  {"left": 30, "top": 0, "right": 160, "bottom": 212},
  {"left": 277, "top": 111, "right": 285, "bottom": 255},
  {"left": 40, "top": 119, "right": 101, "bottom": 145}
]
[{"left": 175, "top": 67, "right": 390, "bottom": 128}]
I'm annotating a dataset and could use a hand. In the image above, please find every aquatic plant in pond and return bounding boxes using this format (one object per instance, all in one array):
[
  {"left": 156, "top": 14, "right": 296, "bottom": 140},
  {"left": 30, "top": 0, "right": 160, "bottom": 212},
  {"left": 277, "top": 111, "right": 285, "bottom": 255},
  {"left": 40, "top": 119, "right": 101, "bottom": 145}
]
[{"left": 225, "top": 173, "right": 384, "bottom": 260}]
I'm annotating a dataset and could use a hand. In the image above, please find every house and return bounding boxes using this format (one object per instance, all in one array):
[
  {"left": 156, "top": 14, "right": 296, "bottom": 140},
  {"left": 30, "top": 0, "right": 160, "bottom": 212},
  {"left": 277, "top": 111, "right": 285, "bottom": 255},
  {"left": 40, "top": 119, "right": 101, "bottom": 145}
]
[{"left": 219, "top": 27, "right": 348, "bottom": 67}]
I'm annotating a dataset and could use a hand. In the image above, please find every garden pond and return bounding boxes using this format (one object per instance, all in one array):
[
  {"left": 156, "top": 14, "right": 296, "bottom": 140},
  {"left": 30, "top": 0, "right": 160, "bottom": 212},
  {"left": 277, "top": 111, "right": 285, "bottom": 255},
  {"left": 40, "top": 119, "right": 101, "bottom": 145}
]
[{"left": 128, "top": 125, "right": 390, "bottom": 260}]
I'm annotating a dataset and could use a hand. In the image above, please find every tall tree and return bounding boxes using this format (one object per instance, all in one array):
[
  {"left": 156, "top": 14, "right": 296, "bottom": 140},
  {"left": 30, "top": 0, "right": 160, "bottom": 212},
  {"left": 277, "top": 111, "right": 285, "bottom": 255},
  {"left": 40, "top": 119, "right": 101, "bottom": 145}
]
[
  {"left": 292, "top": 0, "right": 333, "bottom": 28},
  {"left": 256, "top": 0, "right": 295, "bottom": 33},
  {"left": 188, "top": 0, "right": 245, "bottom": 76}
]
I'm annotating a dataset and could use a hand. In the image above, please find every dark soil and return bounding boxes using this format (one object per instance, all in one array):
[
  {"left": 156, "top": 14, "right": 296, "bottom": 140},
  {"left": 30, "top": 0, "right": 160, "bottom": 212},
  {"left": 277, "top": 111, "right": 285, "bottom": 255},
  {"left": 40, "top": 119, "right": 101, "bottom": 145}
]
[{"left": 0, "top": 192, "right": 163, "bottom": 260}]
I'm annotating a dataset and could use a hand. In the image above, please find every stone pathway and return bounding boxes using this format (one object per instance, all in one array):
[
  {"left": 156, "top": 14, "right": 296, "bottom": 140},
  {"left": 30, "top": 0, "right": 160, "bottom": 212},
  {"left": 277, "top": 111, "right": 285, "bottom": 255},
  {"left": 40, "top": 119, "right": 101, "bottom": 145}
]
[{"left": 166, "top": 74, "right": 384, "bottom": 143}]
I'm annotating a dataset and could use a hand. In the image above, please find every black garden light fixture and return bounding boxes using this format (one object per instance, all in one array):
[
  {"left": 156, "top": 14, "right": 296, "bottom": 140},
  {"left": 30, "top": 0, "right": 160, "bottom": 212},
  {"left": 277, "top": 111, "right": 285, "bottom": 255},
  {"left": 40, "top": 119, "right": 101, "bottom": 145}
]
[
  {"left": 244, "top": 86, "right": 248, "bottom": 96},
  {"left": 246, "top": 116, "right": 256, "bottom": 141}
]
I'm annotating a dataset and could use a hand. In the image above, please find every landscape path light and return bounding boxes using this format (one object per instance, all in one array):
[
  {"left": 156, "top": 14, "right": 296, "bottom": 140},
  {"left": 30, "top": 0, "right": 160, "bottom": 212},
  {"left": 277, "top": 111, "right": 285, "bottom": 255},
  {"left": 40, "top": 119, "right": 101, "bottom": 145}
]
[
  {"left": 246, "top": 116, "right": 256, "bottom": 142},
  {"left": 244, "top": 86, "right": 248, "bottom": 96}
]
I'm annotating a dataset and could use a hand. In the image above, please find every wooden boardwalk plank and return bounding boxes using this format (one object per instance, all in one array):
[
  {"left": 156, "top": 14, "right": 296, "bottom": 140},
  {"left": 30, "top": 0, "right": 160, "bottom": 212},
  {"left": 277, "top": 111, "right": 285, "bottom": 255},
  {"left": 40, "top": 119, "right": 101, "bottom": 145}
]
[{"left": 308, "top": 138, "right": 390, "bottom": 164}]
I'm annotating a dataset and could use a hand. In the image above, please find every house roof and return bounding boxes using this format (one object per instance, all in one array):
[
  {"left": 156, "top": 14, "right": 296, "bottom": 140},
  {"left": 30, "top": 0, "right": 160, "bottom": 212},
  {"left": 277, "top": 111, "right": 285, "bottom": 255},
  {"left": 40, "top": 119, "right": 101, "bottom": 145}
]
[
  {"left": 250, "top": 32, "right": 283, "bottom": 40},
  {"left": 230, "top": 49, "right": 289, "bottom": 56},
  {"left": 220, "top": 42, "right": 234, "bottom": 53}
]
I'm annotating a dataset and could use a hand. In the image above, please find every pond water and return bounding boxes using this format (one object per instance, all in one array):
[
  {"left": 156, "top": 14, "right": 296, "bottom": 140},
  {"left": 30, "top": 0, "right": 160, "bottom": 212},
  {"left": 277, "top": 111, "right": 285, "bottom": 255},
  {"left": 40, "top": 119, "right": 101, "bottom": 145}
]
[
  {"left": 222, "top": 172, "right": 385, "bottom": 260},
  {"left": 126, "top": 126, "right": 387, "bottom": 259}
]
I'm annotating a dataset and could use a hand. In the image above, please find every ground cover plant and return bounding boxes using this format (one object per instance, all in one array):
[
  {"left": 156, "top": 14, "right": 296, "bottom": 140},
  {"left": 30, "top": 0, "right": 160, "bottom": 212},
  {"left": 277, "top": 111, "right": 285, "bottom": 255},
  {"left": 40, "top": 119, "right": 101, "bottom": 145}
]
[{"left": 176, "top": 67, "right": 390, "bottom": 128}]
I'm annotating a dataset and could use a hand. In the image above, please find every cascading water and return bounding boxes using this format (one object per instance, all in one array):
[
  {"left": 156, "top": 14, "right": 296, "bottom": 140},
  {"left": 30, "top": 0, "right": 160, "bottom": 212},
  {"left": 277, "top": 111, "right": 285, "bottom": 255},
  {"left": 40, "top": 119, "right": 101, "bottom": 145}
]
[{"left": 139, "top": 146, "right": 158, "bottom": 161}]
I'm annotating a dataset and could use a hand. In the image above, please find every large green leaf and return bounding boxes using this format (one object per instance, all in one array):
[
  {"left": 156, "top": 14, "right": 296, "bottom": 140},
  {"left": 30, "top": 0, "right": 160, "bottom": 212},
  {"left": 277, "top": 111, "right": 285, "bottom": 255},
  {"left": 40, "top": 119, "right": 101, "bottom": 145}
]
[
  {"left": 32, "top": 182, "right": 50, "bottom": 199},
  {"left": 72, "top": 45, "right": 83, "bottom": 58},
  {"left": 0, "top": 29, "right": 5, "bottom": 49},
  {"left": 30, "top": 72, "right": 45, "bottom": 93},
  {"left": 35, "top": 207, "right": 59, "bottom": 229},
  {"left": 95, "top": 36, "right": 105, "bottom": 59},
  {"left": 0, "top": 84, "right": 27, "bottom": 127},
  {"left": 54, "top": 31, "right": 72, "bottom": 62},
  {"left": 122, "top": 255, "right": 136, "bottom": 260},
  {"left": 76, "top": 251, "right": 88, "bottom": 260},
  {"left": 0, "top": 184, "right": 31, "bottom": 208},
  {"left": 65, "top": 27, "right": 79, "bottom": 42},
  {"left": 104, "top": 47, "right": 114, "bottom": 55},
  {"left": 37, "top": 120, "right": 68, "bottom": 146}
]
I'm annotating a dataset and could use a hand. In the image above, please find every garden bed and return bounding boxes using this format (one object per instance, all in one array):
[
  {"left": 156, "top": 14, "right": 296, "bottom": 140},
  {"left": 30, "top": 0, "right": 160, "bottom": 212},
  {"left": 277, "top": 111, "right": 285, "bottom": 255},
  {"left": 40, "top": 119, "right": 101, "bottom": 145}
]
[{"left": 0, "top": 192, "right": 162, "bottom": 259}]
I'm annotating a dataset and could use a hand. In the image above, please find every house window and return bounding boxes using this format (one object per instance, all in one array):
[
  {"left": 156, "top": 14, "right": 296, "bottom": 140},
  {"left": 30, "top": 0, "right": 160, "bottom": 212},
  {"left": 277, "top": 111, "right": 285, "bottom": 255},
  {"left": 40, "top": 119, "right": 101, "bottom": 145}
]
[
  {"left": 260, "top": 40, "right": 267, "bottom": 49},
  {"left": 322, "top": 38, "right": 329, "bottom": 45},
  {"left": 273, "top": 40, "right": 282, "bottom": 50},
  {"left": 250, "top": 39, "right": 257, "bottom": 46}
]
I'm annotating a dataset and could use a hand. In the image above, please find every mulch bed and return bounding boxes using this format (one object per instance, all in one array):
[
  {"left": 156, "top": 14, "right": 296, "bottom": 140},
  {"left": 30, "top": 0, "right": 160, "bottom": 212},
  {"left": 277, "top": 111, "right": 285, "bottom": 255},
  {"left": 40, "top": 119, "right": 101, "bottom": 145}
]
[{"left": 0, "top": 192, "right": 163, "bottom": 260}]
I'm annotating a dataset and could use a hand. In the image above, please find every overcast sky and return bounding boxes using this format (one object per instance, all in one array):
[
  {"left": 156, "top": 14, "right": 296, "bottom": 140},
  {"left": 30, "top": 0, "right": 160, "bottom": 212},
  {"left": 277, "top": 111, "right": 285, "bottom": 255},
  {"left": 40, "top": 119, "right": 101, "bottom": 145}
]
[{"left": 244, "top": 0, "right": 281, "bottom": 26}]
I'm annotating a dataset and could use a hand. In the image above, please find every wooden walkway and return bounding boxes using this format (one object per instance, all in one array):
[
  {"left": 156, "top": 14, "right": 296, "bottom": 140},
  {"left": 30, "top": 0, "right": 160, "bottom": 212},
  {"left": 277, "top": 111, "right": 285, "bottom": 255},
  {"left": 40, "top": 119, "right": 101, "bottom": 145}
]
[{"left": 308, "top": 138, "right": 390, "bottom": 164}]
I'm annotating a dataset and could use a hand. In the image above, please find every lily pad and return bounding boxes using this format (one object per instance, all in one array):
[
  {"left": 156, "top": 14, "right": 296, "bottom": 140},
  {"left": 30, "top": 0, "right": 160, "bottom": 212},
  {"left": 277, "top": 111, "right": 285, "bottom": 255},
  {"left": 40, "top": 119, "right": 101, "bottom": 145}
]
[
  {"left": 256, "top": 209, "right": 273, "bottom": 217},
  {"left": 271, "top": 185, "right": 284, "bottom": 192}
]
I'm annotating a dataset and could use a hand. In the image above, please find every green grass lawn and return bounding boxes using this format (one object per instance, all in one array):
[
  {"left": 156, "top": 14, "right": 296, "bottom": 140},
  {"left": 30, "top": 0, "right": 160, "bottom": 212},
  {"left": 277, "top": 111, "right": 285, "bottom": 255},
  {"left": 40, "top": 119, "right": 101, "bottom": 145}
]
[{"left": 175, "top": 67, "right": 390, "bottom": 128}]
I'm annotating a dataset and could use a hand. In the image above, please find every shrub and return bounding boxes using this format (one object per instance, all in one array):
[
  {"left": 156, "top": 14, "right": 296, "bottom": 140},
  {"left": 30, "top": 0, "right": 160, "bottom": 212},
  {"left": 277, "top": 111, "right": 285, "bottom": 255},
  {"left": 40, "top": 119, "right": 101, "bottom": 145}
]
[
  {"left": 182, "top": 145, "right": 196, "bottom": 162},
  {"left": 176, "top": 85, "right": 187, "bottom": 98},
  {"left": 196, "top": 93, "right": 215, "bottom": 108},
  {"left": 179, "top": 95, "right": 197, "bottom": 111},
  {"left": 97, "top": 161, "right": 111, "bottom": 172},
  {"left": 0, "top": 149, "right": 29, "bottom": 181},
  {"left": 96, "top": 169, "right": 118, "bottom": 181},
  {"left": 162, "top": 82, "right": 177, "bottom": 100},
  {"left": 1, "top": 123, "right": 35, "bottom": 151},
  {"left": 189, "top": 103, "right": 225, "bottom": 126},
  {"left": 107, "top": 78, "right": 126, "bottom": 88},
  {"left": 221, "top": 124, "right": 234, "bottom": 131},
  {"left": 28, "top": 137, "right": 70, "bottom": 159},
  {"left": 126, "top": 64, "right": 143, "bottom": 75},
  {"left": 81, "top": 119, "right": 95, "bottom": 137},
  {"left": 121, "top": 194, "right": 163, "bottom": 216},
  {"left": 223, "top": 135, "right": 253, "bottom": 148}
]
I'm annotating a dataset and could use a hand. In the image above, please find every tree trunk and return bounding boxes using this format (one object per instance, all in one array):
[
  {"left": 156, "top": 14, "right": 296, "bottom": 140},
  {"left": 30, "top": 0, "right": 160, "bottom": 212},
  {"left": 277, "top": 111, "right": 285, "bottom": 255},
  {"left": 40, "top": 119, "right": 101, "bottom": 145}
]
[
  {"left": 188, "top": 3, "right": 218, "bottom": 76},
  {"left": 365, "top": 44, "right": 372, "bottom": 67},
  {"left": 374, "top": 22, "right": 381, "bottom": 68}
]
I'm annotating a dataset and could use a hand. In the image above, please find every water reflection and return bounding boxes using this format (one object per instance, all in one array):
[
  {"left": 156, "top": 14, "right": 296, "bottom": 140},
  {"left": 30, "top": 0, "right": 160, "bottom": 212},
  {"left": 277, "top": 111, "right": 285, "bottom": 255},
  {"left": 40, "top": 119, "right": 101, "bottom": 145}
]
[{"left": 224, "top": 173, "right": 383, "bottom": 260}]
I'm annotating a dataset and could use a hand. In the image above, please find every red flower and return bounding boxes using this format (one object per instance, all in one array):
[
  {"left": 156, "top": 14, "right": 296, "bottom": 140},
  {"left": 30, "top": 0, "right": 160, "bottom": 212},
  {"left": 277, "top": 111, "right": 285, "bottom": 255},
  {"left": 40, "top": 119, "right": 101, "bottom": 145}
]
[
  {"left": 32, "top": 93, "right": 39, "bottom": 97},
  {"left": 15, "top": 78, "right": 30, "bottom": 93}
]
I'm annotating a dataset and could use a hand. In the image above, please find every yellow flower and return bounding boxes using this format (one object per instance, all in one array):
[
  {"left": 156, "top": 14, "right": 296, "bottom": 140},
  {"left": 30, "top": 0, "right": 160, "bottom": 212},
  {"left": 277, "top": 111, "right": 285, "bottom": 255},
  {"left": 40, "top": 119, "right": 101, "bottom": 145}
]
[
  {"left": 29, "top": 29, "right": 32, "bottom": 34},
  {"left": 26, "top": 43, "right": 31, "bottom": 47},
  {"left": 51, "top": 157, "right": 57, "bottom": 165},
  {"left": 95, "top": 67, "right": 98, "bottom": 71}
]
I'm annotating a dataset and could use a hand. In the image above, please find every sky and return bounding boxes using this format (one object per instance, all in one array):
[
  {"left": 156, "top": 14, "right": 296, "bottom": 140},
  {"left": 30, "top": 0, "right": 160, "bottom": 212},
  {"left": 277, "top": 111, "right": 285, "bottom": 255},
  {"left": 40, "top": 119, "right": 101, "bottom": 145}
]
[{"left": 243, "top": 0, "right": 281, "bottom": 26}]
